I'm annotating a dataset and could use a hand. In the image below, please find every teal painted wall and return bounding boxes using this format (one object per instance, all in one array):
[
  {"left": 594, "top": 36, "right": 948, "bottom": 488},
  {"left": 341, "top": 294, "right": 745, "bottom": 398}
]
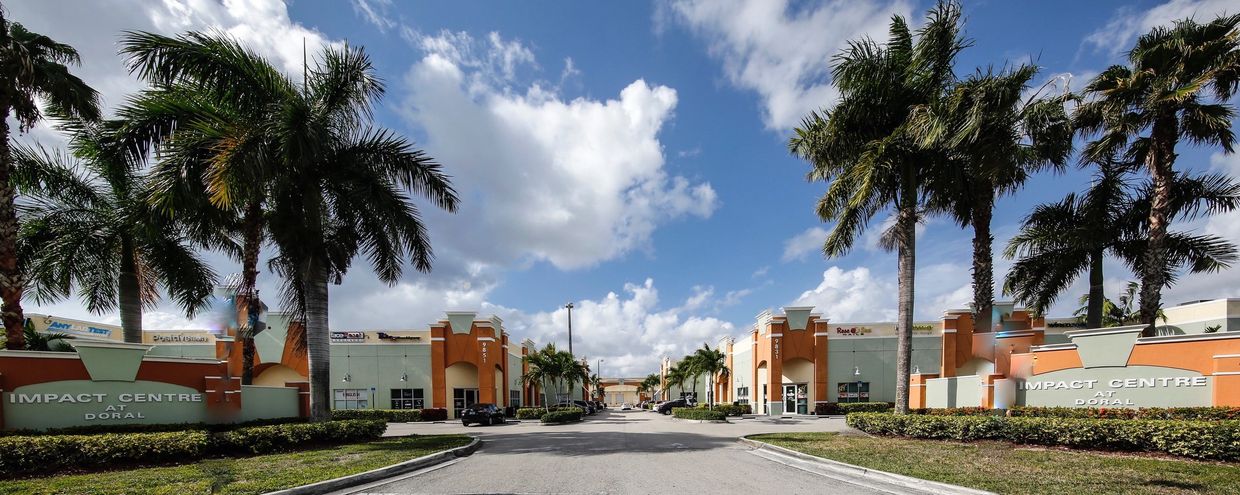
[
  {"left": 826, "top": 336, "right": 941, "bottom": 402},
  {"left": 3, "top": 380, "right": 210, "bottom": 430},
  {"left": 239, "top": 385, "right": 300, "bottom": 422},
  {"left": 329, "top": 344, "right": 433, "bottom": 410}
]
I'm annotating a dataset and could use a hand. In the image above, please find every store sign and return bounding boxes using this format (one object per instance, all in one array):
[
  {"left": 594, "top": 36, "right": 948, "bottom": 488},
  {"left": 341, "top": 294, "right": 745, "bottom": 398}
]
[
  {"left": 3, "top": 380, "right": 211, "bottom": 428},
  {"left": 47, "top": 319, "right": 114, "bottom": 339},
  {"left": 834, "top": 323, "right": 939, "bottom": 337},
  {"left": 148, "top": 332, "right": 213, "bottom": 344},
  {"left": 1016, "top": 367, "right": 1213, "bottom": 408},
  {"left": 377, "top": 332, "right": 420, "bottom": 341},
  {"left": 331, "top": 331, "right": 366, "bottom": 343}
]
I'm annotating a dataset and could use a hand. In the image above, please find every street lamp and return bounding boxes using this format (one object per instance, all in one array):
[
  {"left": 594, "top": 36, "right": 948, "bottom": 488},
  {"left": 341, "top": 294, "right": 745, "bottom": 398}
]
[{"left": 565, "top": 302, "right": 574, "bottom": 357}]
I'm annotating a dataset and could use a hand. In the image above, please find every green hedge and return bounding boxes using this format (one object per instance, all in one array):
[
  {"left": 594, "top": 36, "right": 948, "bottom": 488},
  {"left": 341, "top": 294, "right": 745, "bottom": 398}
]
[
  {"left": 331, "top": 409, "right": 422, "bottom": 422},
  {"left": 696, "top": 404, "right": 751, "bottom": 416},
  {"left": 847, "top": 413, "right": 1240, "bottom": 461},
  {"left": 0, "top": 419, "right": 387, "bottom": 476},
  {"left": 0, "top": 416, "right": 308, "bottom": 437},
  {"left": 1006, "top": 406, "right": 1240, "bottom": 421},
  {"left": 673, "top": 408, "right": 727, "bottom": 421},
  {"left": 541, "top": 407, "right": 583, "bottom": 424},
  {"left": 816, "top": 402, "right": 895, "bottom": 415},
  {"left": 911, "top": 407, "right": 1004, "bottom": 416},
  {"left": 516, "top": 408, "right": 547, "bottom": 420}
]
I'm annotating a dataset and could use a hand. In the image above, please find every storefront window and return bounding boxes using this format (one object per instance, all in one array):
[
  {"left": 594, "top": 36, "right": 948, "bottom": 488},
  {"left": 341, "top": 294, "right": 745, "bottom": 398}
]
[
  {"left": 735, "top": 386, "right": 749, "bottom": 405},
  {"left": 390, "top": 388, "right": 423, "bottom": 409},
  {"left": 334, "top": 389, "right": 370, "bottom": 409},
  {"left": 510, "top": 390, "right": 521, "bottom": 408},
  {"left": 836, "top": 382, "right": 870, "bottom": 403}
]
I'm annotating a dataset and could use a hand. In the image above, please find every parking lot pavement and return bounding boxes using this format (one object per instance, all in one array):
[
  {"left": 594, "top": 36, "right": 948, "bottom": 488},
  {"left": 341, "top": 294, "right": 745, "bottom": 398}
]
[{"left": 336, "top": 410, "right": 931, "bottom": 494}]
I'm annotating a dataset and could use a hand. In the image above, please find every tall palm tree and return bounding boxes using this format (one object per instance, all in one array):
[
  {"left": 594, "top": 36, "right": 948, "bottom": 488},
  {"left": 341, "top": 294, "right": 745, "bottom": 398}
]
[
  {"left": 589, "top": 373, "right": 602, "bottom": 402},
  {"left": 0, "top": 9, "right": 100, "bottom": 349},
  {"left": 1074, "top": 14, "right": 1240, "bottom": 333},
  {"left": 121, "top": 32, "right": 458, "bottom": 421},
  {"left": 1005, "top": 161, "right": 1239, "bottom": 328},
  {"left": 522, "top": 344, "right": 564, "bottom": 405},
  {"left": 15, "top": 120, "right": 217, "bottom": 342},
  {"left": 789, "top": 1, "right": 966, "bottom": 414},
  {"left": 912, "top": 64, "right": 1073, "bottom": 333},
  {"left": 115, "top": 81, "right": 272, "bottom": 385},
  {"left": 665, "top": 363, "right": 687, "bottom": 400},
  {"left": 693, "top": 344, "right": 729, "bottom": 408}
]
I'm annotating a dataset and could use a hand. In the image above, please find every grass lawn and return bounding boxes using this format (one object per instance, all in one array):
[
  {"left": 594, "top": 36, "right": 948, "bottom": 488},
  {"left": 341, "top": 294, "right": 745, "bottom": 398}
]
[
  {"left": 0, "top": 435, "right": 471, "bottom": 495},
  {"left": 749, "top": 432, "right": 1240, "bottom": 495}
]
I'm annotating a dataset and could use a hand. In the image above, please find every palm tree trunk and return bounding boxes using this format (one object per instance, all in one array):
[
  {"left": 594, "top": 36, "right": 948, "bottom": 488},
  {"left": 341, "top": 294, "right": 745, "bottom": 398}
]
[
  {"left": 0, "top": 99, "right": 25, "bottom": 350},
  {"left": 303, "top": 256, "right": 331, "bottom": 421},
  {"left": 894, "top": 176, "right": 916, "bottom": 415},
  {"left": 1139, "top": 116, "right": 1177, "bottom": 337},
  {"left": 239, "top": 201, "right": 263, "bottom": 385},
  {"left": 971, "top": 187, "right": 994, "bottom": 334},
  {"left": 1086, "top": 249, "right": 1104, "bottom": 329},
  {"left": 118, "top": 237, "right": 143, "bottom": 343}
]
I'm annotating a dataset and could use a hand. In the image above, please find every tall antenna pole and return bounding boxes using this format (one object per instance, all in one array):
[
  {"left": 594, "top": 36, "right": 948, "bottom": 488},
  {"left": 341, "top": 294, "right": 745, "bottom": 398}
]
[{"left": 565, "top": 302, "right": 574, "bottom": 357}]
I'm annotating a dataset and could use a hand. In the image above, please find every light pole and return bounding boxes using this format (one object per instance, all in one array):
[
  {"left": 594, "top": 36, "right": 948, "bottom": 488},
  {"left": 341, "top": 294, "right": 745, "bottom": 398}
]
[{"left": 565, "top": 302, "right": 574, "bottom": 357}]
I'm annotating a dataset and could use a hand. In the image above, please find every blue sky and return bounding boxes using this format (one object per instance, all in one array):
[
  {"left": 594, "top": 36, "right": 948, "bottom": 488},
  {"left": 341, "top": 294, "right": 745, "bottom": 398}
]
[{"left": 9, "top": 0, "right": 1240, "bottom": 375}]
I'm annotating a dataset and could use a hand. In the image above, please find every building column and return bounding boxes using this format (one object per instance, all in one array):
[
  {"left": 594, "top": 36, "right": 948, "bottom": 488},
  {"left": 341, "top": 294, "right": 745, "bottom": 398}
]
[
  {"left": 813, "top": 320, "right": 829, "bottom": 409},
  {"left": 431, "top": 325, "right": 446, "bottom": 409},
  {"left": 768, "top": 334, "right": 784, "bottom": 415},
  {"left": 501, "top": 334, "right": 510, "bottom": 408}
]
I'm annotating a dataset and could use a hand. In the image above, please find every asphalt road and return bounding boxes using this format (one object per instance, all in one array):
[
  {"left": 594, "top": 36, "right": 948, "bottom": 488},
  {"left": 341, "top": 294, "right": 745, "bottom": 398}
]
[{"left": 334, "top": 409, "right": 925, "bottom": 494}]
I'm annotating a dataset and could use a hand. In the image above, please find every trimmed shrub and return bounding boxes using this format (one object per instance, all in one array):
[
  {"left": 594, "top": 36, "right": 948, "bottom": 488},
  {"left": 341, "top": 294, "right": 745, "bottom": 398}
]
[
  {"left": 0, "top": 430, "right": 208, "bottom": 475},
  {"left": 210, "top": 419, "right": 387, "bottom": 455},
  {"left": 516, "top": 408, "right": 547, "bottom": 420},
  {"left": 813, "top": 402, "right": 894, "bottom": 415},
  {"left": 911, "top": 407, "right": 1003, "bottom": 417},
  {"left": 846, "top": 412, "right": 1240, "bottom": 461},
  {"left": 0, "top": 419, "right": 387, "bottom": 476},
  {"left": 1006, "top": 406, "right": 1240, "bottom": 421},
  {"left": 672, "top": 408, "right": 727, "bottom": 421},
  {"left": 0, "top": 416, "right": 308, "bottom": 437},
  {"left": 696, "top": 404, "right": 751, "bottom": 416},
  {"left": 541, "top": 407, "right": 584, "bottom": 424},
  {"left": 331, "top": 409, "right": 422, "bottom": 422},
  {"left": 420, "top": 408, "right": 449, "bottom": 421}
]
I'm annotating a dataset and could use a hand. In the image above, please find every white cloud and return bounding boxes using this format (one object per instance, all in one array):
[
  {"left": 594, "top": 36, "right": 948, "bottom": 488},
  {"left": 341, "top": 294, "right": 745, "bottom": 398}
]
[
  {"left": 1084, "top": 0, "right": 1237, "bottom": 57},
  {"left": 403, "top": 31, "right": 719, "bottom": 269},
  {"left": 487, "top": 278, "right": 736, "bottom": 376},
  {"left": 351, "top": 0, "right": 396, "bottom": 32},
  {"left": 782, "top": 226, "right": 827, "bottom": 262},
  {"left": 663, "top": 0, "right": 913, "bottom": 130},
  {"left": 792, "top": 266, "right": 898, "bottom": 321}
]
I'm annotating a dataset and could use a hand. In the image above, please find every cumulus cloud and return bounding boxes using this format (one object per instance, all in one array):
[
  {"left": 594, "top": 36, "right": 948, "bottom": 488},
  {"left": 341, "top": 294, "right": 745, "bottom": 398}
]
[
  {"left": 661, "top": 0, "right": 913, "bottom": 130},
  {"left": 403, "top": 30, "right": 719, "bottom": 269},
  {"left": 486, "top": 279, "right": 736, "bottom": 376},
  {"left": 1084, "top": 0, "right": 1237, "bottom": 57},
  {"left": 782, "top": 226, "right": 827, "bottom": 262}
]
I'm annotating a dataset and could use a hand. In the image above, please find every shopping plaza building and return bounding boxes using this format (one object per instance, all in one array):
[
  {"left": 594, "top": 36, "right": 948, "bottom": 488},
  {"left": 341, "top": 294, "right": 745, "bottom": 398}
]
[
  {"left": 688, "top": 298, "right": 1240, "bottom": 414},
  {"left": 19, "top": 290, "right": 579, "bottom": 421}
]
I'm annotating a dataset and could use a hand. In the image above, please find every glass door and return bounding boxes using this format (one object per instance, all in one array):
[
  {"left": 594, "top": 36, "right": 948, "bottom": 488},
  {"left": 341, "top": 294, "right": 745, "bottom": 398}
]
[
  {"left": 453, "top": 388, "right": 478, "bottom": 418},
  {"left": 783, "top": 384, "right": 797, "bottom": 414}
]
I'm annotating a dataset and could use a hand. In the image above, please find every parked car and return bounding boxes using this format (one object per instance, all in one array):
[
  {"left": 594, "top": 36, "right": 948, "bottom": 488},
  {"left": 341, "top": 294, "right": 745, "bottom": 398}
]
[
  {"left": 620, "top": 403, "right": 633, "bottom": 410},
  {"left": 572, "top": 400, "right": 597, "bottom": 415},
  {"left": 657, "top": 399, "right": 689, "bottom": 415},
  {"left": 461, "top": 403, "right": 506, "bottom": 426}
]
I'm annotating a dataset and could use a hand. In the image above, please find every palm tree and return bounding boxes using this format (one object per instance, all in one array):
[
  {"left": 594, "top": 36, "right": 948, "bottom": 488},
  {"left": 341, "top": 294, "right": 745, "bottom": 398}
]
[
  {"left": 665, "top": 363, "right": 687, "bottom": 400},
  {"left": 522, "top": 344, "right": 564, "bottom": 406},
  {"left": 1005, "top": 161, "right": 1239, "bottom": 328},
  {"left": 912, "top": 64, "right": 1073, "bottom": 333},
  {"left": 0, "top": 9, "right": 100, "bottom": 349},
  {"left": 693, "top": 344, "right": 729, "bottom": 408},
  {"left": 1074, "top": 14, "right": 1240, "bottom": 333},
  {"left": 788, "top": 1, "right": 966, "bottom": 414},
  {"left": 21, "top": 320, "right": 72, "bottom": 351},
  {"left": 121, "top": 32, "right": 459, "bottom": 421},
  {"left": 15, "top": 120, "right": 217, "bottom": 343},
  {"left": 1073, "top": 281, "right": 1164, "bottom": 327}
]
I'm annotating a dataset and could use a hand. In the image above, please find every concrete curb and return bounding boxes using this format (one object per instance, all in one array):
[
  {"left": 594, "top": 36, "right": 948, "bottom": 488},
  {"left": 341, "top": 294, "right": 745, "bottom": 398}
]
[
  {"left": 263, "top": 436, "right": 482, "bottom": 495},
  {"left": 671, "top": 418, "right": 729, "bottom": 424},
  {"left": 738, "top": 437, "right": 994, "bottom": 495}
]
